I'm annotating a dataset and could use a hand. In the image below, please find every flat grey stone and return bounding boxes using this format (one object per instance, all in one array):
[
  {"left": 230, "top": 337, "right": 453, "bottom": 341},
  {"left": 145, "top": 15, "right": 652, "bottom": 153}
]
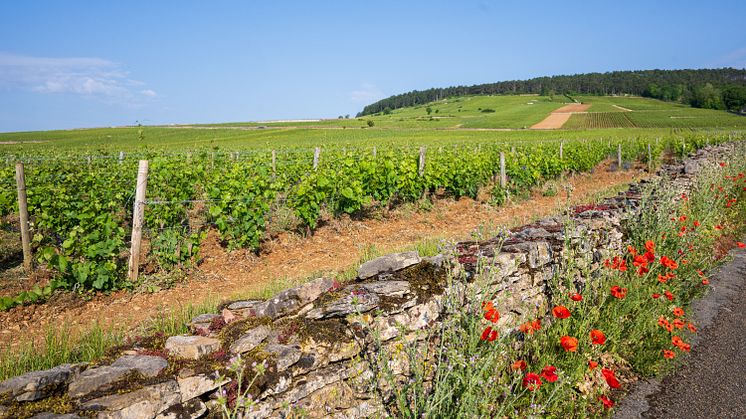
[
  {"left": 0, "top": 363, "right": 84, "bottom": 402},
  {"left": 264, "top": 344, "right": 302, "bottom": 371},
  {"left": 261, "top": 277, "right": 338, "bottom": 319},
  {"left": 229, "top": 325, "right": 271, "bottom": 354},
  {"left": 358, "top": 251, "right": 421, "bottom": 280},
  {"left": 306, "top": 287, "right": 380, "bottom": 319},
  {"left": 165, "top": 335, "right": 221, "bottom": 360},
  {"left": 82, "top": 380, "right": 180, "bottom": 419},
  {"left": 68, "top": 366, "right": 131, "bottom": 399},
  {"left": 359, "top": 281, "right": 411, "bottom": 298},
  {"left": 68, "top": 355, "right": 167, "bottom": 398},
  {"left": 111, "top": 355, "right": 168, "bottom": 378},
  {"left": 684, "top": 160, "right": 699, "bottom": 174},
  {"left": 30, "top": 414, "right": 82, "bottom": 419},
  {"left": 178, "top": 372, "right": 228, "bottom": 402}
]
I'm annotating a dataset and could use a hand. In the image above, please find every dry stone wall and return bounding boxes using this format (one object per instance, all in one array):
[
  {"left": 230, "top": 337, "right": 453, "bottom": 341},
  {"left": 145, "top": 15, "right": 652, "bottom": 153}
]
[{"left": 0, "top": 144, "right": 734, "bottom": 419}]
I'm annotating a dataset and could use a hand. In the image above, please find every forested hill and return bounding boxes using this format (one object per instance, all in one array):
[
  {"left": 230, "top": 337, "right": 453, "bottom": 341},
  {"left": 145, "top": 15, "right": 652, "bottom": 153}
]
[{"left": 358, "top": 68, "right": 746, "bottom": 116}]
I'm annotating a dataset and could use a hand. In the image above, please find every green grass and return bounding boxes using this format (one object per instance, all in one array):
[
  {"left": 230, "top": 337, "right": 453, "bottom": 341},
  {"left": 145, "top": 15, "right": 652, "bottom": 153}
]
[{"left": 0, "top": 298, "right": 219, "bottom": 381}]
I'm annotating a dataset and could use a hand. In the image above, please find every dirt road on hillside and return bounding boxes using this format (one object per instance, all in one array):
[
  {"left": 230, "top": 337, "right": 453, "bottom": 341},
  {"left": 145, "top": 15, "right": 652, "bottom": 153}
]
[{"left": 531, "top": 103, "right": 592, "bottom": 129}]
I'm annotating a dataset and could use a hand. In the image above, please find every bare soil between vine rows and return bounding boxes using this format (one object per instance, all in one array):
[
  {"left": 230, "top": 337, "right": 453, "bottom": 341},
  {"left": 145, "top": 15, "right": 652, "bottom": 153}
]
[{"left": 0, "top": 161, "right": 646, "bottom": 349}]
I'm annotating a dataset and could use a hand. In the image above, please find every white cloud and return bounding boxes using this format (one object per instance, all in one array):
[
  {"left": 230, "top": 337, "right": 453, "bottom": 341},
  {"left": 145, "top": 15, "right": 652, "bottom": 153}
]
[
  {"left": 350, "top": 83, "right": 384, "bottom": 103},
  {"left": 0, "top": 52, "right": 156, "bottom": 104},
  {"left": 712, "top": 47, "right": 746, "bottom": 69}
]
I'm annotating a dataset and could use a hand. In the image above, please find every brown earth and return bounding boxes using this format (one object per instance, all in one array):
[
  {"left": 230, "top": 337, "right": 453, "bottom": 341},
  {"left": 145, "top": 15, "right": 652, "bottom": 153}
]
[
  {"left": 0, "top": 161, "right": 647, "bottom": 350},
  {"left": 531, "top": 103, "right": 592, "bottom": 129}
]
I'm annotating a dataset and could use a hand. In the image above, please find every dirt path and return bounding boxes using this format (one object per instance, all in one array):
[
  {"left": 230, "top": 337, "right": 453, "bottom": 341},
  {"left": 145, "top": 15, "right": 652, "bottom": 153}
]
[
  {"left": 531, "top": 103, "right": 592, "bottom": 129},
  {"left": 612, "top": 105, "right": 633, "bottom": 112},
  {"left": 0, "top": 162, "right": 646, "bottom": 349},
  {"left": 614, "top": 239, "right": 746, "bottom": 419}
]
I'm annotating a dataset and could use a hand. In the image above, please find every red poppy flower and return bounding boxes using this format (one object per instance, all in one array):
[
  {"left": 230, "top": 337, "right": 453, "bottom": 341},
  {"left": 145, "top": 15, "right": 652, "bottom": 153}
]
[
  {"left": 673, "top": 307, "right": 684, "bottom": 317},
  {"left": 611, "top": 286, "right": 627, "bottom": 299},
  {"left": 672, "top": 335, "right": 684, "bottom": 347},
  {"left": 664, "top": 290, "right": 674, "bottom": 301},
  {"left": 590, "top": 329, "right": 606, "bottom": 345},
  {"left": 569, "top": 292, "right": 583, "bottom": 302},
  {"left": 560, "top": 335, "right": 578, "bottom": 352},
  {"left": 633, "top": 254, "right": 648, "bottom": 267},
  {"left": 657, "top": 274, "right": 668, "bottom": 284},
  {"left": 673, "top": 319, "right": 685, "bottom": 329},
  {"left": 645, "top": 240, "right": 655, "bottom": 253},
  {"left": 484, "top": 308, "right": 500, "bottom": 323},
  {"left": 488, "top": 329, "right": 498, "bottom": 341},
  {"left": 540, "top": 365, "right": 558, "bottom": 383},
  {"left": 687, "top": 323, "right": 697, "bottom": 333},
  {"left": 679, "top": 342, "right": 691, "bottom": 352},
  {"left": 552, "top": 305, "right": 571, "bottom": 319},
  {"left": 658, "top": 316, "right": 670, "bottom": 330},
  {"left": 663, "top": 349, "right": 676, "bottom": 359},
  {"left": 599, "top": 395, "right": 614, "bottom": 409},
  {"left": 627, "top": 245, "right": 637, "bottom": 255},
  {"left": 522, "top": 372, "right": 542, "bottom": 391},
  {"left": 601, "top": 368, "right": 621, "bottom": 389},
  {"left": 644, "top": 250, "right": 655, "bottom": 262},
  {"left": 702, "top": 278, "right": 710, "bottom": 286},
  {"left": 482, "top": 300, "right": 494, "bottom": 311},
  {"left": 693, "top": 220, "right": 701, "bottom": 228},
  {"left": 589, "top": 360, "right": 599, "bottom": 370},
  {"left": 512, "top": 360, "right": 527, "bottom": 371},
  {"left": 719, "top": 162, "right": 727, "bottom": 167},
  {"left": 519, "top": 318, "right": 541, "bottom": 335},
  {"left": 715, "top": 225, "right": 723, "bottom": 230},
  {"left": 480, "top": 326, "right": 492, "bottom": 341},
  {"left": 738, "top": 242, "right": 746, "bottom": 248},
  {"left": 530, "top": 318, "right": 542, "bottom": 331},
  {"left": 652, "top": 293, "right": 661, "bottom": 299},
  {"left": 660, "top": 256, "right": 678, "bottom": 270}
]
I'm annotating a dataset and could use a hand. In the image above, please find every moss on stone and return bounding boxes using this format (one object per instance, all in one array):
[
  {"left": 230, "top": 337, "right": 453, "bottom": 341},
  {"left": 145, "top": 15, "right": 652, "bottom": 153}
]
[
  {"left": 0, "top": 395, "right": 76, "bottom": 419},
  {"left": 394, "top": 262, "right": 447, "bottom": 304}
]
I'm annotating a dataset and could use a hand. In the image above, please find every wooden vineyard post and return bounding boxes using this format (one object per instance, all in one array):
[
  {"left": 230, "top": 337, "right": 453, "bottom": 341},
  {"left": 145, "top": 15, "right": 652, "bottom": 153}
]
[
  {"left": 15, "top": 163, "right": 33, "bottom": 273},
  {"left": 511, "top": 146, "right": 515, "bottom": 153},
  {"left": 128, "top": 160, "right": 149, "bottom": 282},
  {"left": 313, "top": 147, "right": 320, "bottom": 171},
  {"left": 499, "top": 152, "right": 506, "bottom": 189},
  {"left": 617, "top": 144, "right": 623, "bottom": 171},
  {"left": 647, "top": 143, "right": 653, "bottom": 172},
  {"left": 271, "top": 150, "right": 277, "bottom": 179},
  {"left": 418, "top": 146, "right": 426, "bottom": 177},
  {"left": 118, "top": 151, "right": 124, "bottom": 164},
  {"left": 559, "top": 141, "right": 564, "bottom": 160},
  {"left": 681, "top": 138, "right": 686, "bottom": 155},
  {"left": 372, "top": 146, "right": 376, "bottom": 158},
  {"left": 87, "top": 155, "right": 91, "bottom": 167}
]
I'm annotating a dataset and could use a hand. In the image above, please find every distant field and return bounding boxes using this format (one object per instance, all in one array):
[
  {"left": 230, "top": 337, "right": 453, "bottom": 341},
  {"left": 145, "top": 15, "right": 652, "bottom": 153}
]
[
  {"left": 1, "top": 95, "right": 745, "bottom": 155},
  {"left": 566, "top": 96, "right": 746, "bottom": 129}
]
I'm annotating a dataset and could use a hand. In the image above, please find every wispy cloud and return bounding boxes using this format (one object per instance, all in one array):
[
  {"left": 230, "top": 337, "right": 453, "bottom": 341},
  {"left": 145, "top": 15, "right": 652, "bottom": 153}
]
[
  {"left": 0, "top": 52, "right": 157, "bottom": 104},
  {"left": 350, "top": 83, "right": 384, "bottom": 103},
  {"left": 712, "top": 47, "right": 746, "bottom": 69}
]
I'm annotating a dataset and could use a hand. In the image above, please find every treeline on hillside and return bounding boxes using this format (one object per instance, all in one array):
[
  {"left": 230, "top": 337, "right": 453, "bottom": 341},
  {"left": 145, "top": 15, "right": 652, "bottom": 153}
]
[{"left": 358, "top": 68, "right": 746, "bottom": 116}]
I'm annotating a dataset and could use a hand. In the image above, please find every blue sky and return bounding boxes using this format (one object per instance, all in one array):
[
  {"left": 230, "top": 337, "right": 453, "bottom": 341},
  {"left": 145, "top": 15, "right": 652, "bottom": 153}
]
[{"left": 1, "top": 0, "right": 745, "bottom": 132}]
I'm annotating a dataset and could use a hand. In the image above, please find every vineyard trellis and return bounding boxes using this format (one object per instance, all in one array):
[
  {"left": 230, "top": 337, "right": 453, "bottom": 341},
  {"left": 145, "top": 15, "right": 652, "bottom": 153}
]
[{"left": 0, "top": 132, "right": 738, "bottom": 309}]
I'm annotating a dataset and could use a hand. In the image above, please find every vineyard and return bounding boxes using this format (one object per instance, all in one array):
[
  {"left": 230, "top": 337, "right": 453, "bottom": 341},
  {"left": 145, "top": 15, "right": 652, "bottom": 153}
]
[
  {"left": 563, "top": 112, "right": 637, "bottom": 129},
  {"left": 0, "top": 129, "right": 739, "bottom": 310}
]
